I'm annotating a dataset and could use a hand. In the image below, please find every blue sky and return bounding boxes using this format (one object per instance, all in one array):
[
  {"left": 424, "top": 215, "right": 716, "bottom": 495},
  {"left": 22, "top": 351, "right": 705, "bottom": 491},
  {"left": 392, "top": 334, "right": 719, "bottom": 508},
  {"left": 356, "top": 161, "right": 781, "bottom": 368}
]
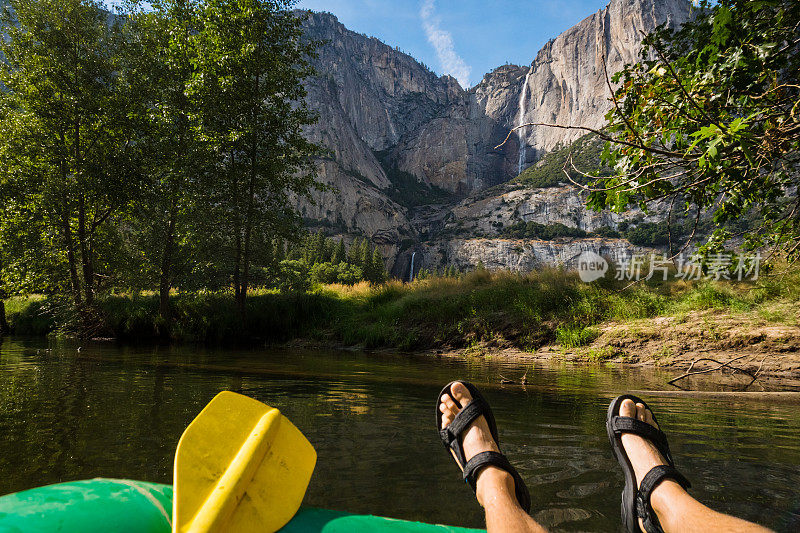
[
  {"left": 104, "top": 0, "right": 613, "bottom": 89},
  {"left": 293, "top": 0, "right": 612, "bottom": 88}
]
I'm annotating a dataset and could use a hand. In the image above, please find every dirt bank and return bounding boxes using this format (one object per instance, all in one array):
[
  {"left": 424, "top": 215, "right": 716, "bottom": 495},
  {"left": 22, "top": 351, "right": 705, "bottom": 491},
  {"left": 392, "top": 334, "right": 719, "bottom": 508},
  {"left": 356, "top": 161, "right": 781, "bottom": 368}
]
[{"left": 418, "top": 309, "right": 800, "bottom": 390}]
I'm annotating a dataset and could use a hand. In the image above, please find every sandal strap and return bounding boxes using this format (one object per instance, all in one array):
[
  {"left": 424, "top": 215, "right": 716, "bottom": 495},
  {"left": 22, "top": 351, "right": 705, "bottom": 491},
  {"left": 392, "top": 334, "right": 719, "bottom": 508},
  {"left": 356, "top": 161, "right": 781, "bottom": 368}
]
[
  {"left": 440, "top": 398, "right": 488, "bottom": 450},
  {"left": 463, "top": 451, "right": 531, "bottom": 513},
  {"left": 611, "top": 417, "right": 674, "bottom": 464},
  {"left": 636, "top": 465, "right": 691, "bottom": 533}
]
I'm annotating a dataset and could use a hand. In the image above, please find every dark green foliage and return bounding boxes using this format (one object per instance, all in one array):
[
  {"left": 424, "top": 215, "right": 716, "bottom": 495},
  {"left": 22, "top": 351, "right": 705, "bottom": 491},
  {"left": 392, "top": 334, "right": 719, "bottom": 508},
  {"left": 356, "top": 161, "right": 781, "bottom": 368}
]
[
  {"left": 8, "top": 266, "right": 799, "bottom": 348},
  {"left": 187, "top": 0, "right": 320, "bottom": 312},
  {"left": 332, "top": 239, "right": 346, "bottom": 264},
  {"left": 277, "top": 260, "right": 311, "bottom": 293},
  {"left": 0, "top": 0, "right": 140, "bottom": 305},
  {"left": 514, "top": 134, "right": 611, "bottom": 189},
  {"left": 592, "top": 0, "right": 800, "bottom": 258},
  {"left": 309, "top": 262, "right": 363, "bottom": 285},
  {"left": 623, "top": 222, "right": 672, "bottom": 246},
  {"left": 500, "top": 222, "right": 588, "bottom": 240},
  {"left": 592, "top": 226, "right": 621, "bottom": 238},
  {"left": 283, "top": 232, "right": 388, "bottom": 285},
  {"left": 369, "top": 248, "right": 387, "bottom": 284}
]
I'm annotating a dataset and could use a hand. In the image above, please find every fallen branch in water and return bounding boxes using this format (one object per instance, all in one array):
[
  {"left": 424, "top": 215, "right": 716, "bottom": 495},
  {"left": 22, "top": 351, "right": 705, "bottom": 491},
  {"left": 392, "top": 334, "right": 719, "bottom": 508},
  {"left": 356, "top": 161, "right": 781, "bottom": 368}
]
[
  {"left": 499, "top": 370, "right": 527, "bottom": 385},
  {"left": 667, "top": 355, "right": 760, "bottom": 389}
]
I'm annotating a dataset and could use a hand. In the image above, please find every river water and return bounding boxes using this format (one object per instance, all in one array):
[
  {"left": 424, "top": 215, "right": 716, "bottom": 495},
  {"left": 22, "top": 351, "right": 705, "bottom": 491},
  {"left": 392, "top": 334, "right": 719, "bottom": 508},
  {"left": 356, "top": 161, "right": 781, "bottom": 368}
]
[{"left": 0, "top": 336, "right": 798, "bottom": 532}]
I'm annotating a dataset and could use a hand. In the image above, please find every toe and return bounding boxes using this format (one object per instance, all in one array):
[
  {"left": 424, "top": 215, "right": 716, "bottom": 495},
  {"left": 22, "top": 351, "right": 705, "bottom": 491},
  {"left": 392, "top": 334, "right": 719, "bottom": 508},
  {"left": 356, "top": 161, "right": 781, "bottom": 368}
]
[
  {"left": 439, "top": 392, "right": 461, "bottom": 429},
  {"left": 636, "top": 402, "right": 647, "bottom": 422},
  {"left": 442, "top": 394, "right": 458, "bottom": 412},
  {"left": 644, "top": 408, "right": 658, "bottom": 429},
  {"left": 620, "top": 398, "right": 636, "bottom": 418},
  {"left": 450, "top": 382, "right": 473, "bottom": 407},
  {"left": 440, "top": 404, "right": 455, "bottom": 428}
]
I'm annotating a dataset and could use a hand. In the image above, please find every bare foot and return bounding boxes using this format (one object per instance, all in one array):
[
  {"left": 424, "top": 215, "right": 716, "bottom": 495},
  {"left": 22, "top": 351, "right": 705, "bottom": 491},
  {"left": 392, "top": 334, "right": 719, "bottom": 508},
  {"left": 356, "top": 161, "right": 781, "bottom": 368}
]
[
  {"left": 439, "top": 382, "right": 515, "bottom": 506},
  {"left": 619, "top": 399, "right": 684, "bottom": 530}
]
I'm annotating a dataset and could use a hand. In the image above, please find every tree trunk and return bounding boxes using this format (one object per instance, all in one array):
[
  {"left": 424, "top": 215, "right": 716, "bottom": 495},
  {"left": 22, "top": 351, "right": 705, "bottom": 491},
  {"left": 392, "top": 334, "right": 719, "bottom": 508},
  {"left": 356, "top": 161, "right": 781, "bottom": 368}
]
[
  {"left": 78, "top": 195, "right": 94, "bottom": 305},
  {"left": 159, "top": 196, "right": 178, "bottom": 320},
  {"left": 233, "top": 231, "right": 242, "bottom": 301},
  {"left": 240, "top": 221, "right": 252, "bottom": 315},
  {"left": 61, "top": 196, "right": 82, "bottom": 305},
  {"left": 240, "top": 132, "right": 258, "bottom": 317},
  {"left": 230, "top": 157, "right": 242, "bottom": 304},
  {"left": 74, "top": 106, "right": 93, "bottom": 305},
  {"left": 0, "top": 300, "right": 9, "bottom": 334},
  {"left": 238, "top": 73, "right": 260, "bottom": 317}
]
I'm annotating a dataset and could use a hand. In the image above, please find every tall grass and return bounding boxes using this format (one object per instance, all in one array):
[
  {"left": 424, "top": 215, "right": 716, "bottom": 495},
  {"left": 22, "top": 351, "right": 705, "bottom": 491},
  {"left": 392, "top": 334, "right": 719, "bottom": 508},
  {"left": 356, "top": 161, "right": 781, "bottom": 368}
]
[{"left": 5, "top": 266, "right": 799, "bottom": 348}]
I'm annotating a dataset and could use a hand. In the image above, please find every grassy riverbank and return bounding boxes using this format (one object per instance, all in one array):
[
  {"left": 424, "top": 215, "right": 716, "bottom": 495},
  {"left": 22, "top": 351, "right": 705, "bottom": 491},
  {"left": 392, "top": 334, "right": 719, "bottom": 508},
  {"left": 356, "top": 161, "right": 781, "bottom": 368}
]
[{"left": 6, "top": 268, "right": 800, "bottom": 356}]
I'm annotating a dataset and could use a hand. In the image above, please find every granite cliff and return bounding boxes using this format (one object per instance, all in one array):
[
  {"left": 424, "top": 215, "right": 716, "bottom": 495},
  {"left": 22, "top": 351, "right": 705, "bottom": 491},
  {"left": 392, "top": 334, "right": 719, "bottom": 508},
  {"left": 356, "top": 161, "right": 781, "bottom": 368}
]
[{"left": 297, "top": 0, "right": 692, "bottom": 273}]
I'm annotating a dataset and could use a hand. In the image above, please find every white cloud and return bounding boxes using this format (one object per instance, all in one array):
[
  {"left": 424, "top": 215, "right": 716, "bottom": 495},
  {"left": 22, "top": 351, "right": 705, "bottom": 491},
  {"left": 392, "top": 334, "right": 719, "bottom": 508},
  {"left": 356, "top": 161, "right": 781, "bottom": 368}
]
[{"left": 419, "top": 0, "right": 471, "bottom": 89}]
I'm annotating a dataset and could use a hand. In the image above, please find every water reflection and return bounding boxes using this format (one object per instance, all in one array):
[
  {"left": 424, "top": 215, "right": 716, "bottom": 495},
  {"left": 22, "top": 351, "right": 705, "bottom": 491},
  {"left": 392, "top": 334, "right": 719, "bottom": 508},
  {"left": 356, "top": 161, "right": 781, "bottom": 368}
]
[{"left": 0, "top": 337, "right": 799, "bottom": 532}]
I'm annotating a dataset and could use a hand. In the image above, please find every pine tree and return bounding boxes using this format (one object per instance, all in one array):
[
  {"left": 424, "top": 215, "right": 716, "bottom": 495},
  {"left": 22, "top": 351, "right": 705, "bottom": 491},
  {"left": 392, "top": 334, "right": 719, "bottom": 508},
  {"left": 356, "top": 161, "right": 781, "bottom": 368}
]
[
  {"left": 359, "top": 240, "right": 370, "bottom": 269},
  {"left": 370, "top": 248, "right": 386, "bottom": 283},
  {"left": 263, "top": 238, "right": 273, "bottom": 268},
  {"left": 310, "top": 231, "right": 326, "bottom": 264},
  {"left": 348, "top": 237, "right": 362, "bottom": 264},
  {"left": 332, "top": 239, "right": 346, "bottom": 264},
  {"left": 301, "top": 233, "right": 313, "bottom": 264},
  {"left": 273, "top": 239, "right": 285, "bottom": 262},
  {"left": 322, "top": 236, "right": 334, "bottom": 263}
]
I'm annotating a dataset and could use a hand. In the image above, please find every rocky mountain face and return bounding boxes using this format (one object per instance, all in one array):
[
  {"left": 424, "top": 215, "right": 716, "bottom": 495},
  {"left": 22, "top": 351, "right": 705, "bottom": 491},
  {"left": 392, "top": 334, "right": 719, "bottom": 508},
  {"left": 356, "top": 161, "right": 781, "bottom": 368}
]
[
  {"left": 298, "top": 0, "right": 691, "bottom": 275},
  {"left": 297, "top": 11, "right": 467, "bottom": 254},
  {"left": 513, "top": 0, "right": 692, "bottom": 160},
  {"left": 395, "top": 180, "right": 668, "bottom": 277},
  {"left": 384, "top": 0, "right": 692, "bottom": 192},
  {"left": 417, "top": 237, "right": 650, "bottom": 274}
]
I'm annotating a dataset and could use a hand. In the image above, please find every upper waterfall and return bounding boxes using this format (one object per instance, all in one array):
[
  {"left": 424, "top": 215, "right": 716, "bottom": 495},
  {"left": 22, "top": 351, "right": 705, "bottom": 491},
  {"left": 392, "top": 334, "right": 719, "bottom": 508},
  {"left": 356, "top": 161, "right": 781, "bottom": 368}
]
[{"left": 516, "top": 69, "right": 532, "bottom": 175}]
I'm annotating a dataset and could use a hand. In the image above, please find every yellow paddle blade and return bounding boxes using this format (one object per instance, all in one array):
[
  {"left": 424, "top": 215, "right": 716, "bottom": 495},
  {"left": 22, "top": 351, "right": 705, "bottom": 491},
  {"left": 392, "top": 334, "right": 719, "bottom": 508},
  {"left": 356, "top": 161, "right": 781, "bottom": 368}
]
[{"left": 173, "top": 391, "right": 316, "bottom": 533}]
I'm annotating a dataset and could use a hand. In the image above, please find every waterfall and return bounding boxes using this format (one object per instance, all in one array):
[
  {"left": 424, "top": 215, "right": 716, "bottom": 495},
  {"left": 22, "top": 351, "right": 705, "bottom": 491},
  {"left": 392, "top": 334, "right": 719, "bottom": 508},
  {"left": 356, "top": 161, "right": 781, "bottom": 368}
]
[
  {"left": 409, "top": 252, "right": 416, "bottom": 283},
  {"left": 517, "top": 69, "right": 532, "bottom": 175}
]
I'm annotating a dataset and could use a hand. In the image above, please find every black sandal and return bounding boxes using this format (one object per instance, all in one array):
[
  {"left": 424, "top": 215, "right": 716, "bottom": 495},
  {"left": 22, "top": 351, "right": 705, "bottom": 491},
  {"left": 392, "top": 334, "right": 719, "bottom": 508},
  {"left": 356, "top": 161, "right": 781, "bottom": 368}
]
[
  {"left": 607, "top": 394, "right": 691, "bottom": 533},
  {"left": 436, "top": 381, "right": 531, "bottom": 513}
]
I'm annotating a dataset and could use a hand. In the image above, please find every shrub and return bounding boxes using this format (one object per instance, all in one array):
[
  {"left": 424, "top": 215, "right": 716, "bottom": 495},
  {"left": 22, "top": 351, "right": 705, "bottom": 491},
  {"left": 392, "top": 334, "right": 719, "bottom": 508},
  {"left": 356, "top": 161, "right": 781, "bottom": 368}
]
[
  {"left": 591, "top": 226, "right": 621, "bottom": 238},
  {"left": 556, "top": 324, "right": 598, "bottom": 348},
  {"left": 310, "top": 262, "right": 363, "bottom": 285},
  {"left": 500, "top": 221, "right": 587, "bottom": 240},
  {"left": 278, "top": 260, "right": 311, "bottom": 292},
  {"left": 624, "top": 221, "right": 673, "bottom": 246}
]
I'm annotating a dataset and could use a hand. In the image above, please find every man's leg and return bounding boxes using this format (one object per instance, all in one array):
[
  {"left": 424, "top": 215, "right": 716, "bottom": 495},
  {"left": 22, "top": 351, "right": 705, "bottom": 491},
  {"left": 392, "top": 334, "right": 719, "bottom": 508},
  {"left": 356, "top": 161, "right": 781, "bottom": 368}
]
[
  {"left": 439, "top": 383, "right": 547, "bottom": 533},
  {"left": 476, "top": 468, "right": 546, "bottom": 533},
  {"left": 619, "top": 398, "right": 771, "bottom": 533}
]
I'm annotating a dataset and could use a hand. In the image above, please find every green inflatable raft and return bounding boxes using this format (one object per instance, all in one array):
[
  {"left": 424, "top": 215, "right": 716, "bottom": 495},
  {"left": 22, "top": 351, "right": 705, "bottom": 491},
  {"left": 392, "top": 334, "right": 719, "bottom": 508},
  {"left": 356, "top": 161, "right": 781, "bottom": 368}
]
[{"left": 0, "top": 478, "right": 482, "bottom": 532}]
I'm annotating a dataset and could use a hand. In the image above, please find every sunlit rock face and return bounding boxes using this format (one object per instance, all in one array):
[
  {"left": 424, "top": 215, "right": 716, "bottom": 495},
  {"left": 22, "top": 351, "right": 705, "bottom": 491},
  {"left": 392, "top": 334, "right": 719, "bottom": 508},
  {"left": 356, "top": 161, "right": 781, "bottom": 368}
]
[
  {"left": 294, "top": 1, "right": 691, "bottom": 261},
  {"left": 296, "top": 10, "right": 463, "bottom": 257},
  {"left": 301, "top": 11, "right": 461, "bottom": 153},
  {"left": 512, "top": 0, "right": 692, "bottom": 161},
  {"left": 439, "top": 184, "right": 667, "bottom": 237},
  {"left": 386, "top": 0, "right": 692, "bottom": 193},
  {"left": 394, "top": 182, "right": 668, "bottom": 278},
  {"left": 413, "top": 238, "right": 647, "bottom": 274}
]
